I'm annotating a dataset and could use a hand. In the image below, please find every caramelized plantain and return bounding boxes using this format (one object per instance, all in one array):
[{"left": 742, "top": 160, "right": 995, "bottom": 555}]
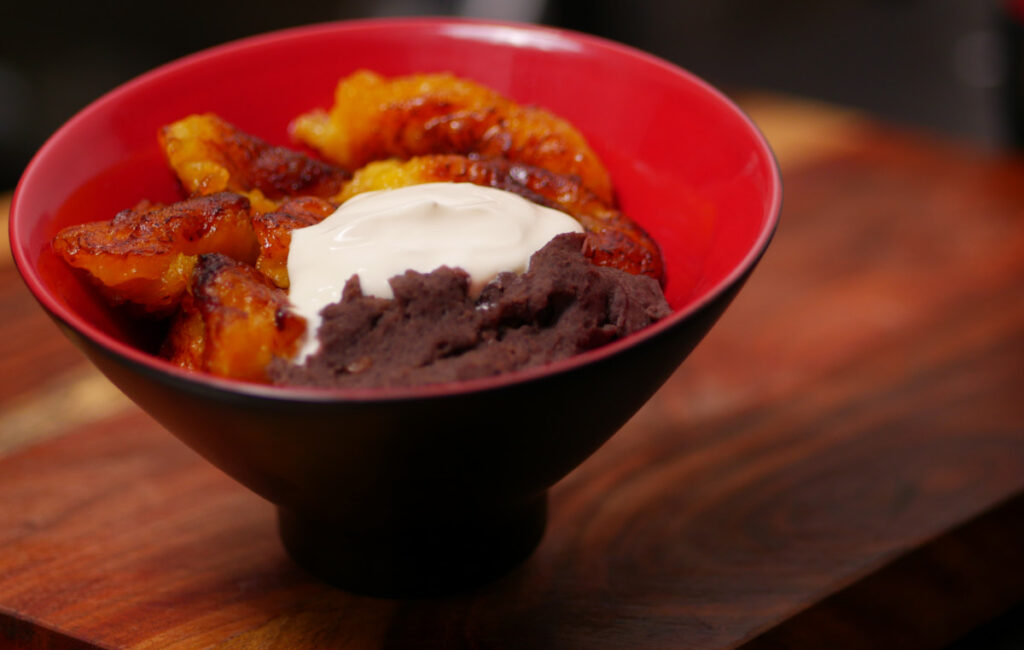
[
  {"left": 52, "top": 192, "right": 258, "bottom": 315},
  {"left": 162, "top": 254, "right": 306, "bottom": 382},
  {"left": 336, "top": 155, "right": 664, "bottom": 282},
  {"left": 160, "top": 113, "right": 349, "bottom": 213},
  {"left": 252, "top": 196, "right": 337, "bottom": 288},
  {"left": 292, "top": 70, "right": 614, "bottom": 203}
]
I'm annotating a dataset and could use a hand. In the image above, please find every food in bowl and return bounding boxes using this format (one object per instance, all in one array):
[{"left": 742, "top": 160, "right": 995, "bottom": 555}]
[
  {"left": 291, "top": 70, "right": 615, "bottom": 203},
  {"left": 51, "top": 70, "right": 670, "bottom": 388}
]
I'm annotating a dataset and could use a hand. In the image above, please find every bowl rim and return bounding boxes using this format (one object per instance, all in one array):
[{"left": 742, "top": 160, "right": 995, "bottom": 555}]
[{"left": 10, "top": 16, "right": 782, "bottom": 404}]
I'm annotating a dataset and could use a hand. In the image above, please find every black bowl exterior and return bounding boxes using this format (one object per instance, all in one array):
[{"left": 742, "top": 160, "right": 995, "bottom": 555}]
[{"left": 47, "top": 270, "right": 749, "bottom": 594}]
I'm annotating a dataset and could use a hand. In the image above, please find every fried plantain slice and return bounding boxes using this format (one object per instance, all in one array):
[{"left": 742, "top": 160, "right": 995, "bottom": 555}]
[
  {"left": 52, "top": 192, "right": 259, "bottom": 315},
  {"left": 160, "top": 113, "right": 349, "bottom": 213},
  {"left": 336, "top": 155, "right": 664, "bottom": 282},
  {"left": 252, "top": 196, "right": 337, "bottom": 288},
  {"left": 162, "top": 253, "right": 306, "bottom": 382},
  {"left": 292, "top": 70, "right": 614, "bottom": 203}
]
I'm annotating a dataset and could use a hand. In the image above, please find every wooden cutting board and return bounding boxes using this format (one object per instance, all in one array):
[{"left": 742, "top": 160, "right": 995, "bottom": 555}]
[{"left": 2, "top": 95, "right": 1023, "bottom": 649}]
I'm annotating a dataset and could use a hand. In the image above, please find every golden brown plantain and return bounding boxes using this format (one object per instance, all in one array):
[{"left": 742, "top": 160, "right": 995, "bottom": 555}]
[
  {"left": 162, "top": 253, "right": 306, "bottom": 382},
  {"left": 292, "top": 70, "right": 614, "bottom": 203},
  {"left": 252, "top": 196, "right": 337, "bottom": 288},
  {"left": 52, "top": 192, "right": 259, "bottom": 315},
  {"left": 160, "top": 113, "right": 349, "bottom": 213},
  {"left": 336, "top": 155, "right": 664, "bottom": 282}
]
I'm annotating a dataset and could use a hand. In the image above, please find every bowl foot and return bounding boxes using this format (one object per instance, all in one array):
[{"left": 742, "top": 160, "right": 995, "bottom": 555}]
[{"left": 277, "top": 492, "right": 547, "bottom": 597}]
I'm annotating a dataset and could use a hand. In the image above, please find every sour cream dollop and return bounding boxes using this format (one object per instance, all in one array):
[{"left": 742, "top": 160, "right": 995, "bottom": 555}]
[{"left": 287, "top": 182, "right": 584, "bottom": 360}]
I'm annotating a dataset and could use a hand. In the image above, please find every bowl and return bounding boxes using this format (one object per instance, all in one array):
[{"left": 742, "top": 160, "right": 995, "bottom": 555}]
[{"left": 10, "top": 18, "right": 781, "bottom": 596}]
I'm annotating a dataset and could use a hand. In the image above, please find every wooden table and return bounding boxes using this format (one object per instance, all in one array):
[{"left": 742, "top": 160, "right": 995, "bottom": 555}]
[{"left": 2, "top": 95, "right": 1023, "bottom": 649}]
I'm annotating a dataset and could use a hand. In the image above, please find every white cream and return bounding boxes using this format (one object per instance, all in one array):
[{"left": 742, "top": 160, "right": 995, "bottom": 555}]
[{"left": 287, "top": 182, "right": 584, "bottom": 360}]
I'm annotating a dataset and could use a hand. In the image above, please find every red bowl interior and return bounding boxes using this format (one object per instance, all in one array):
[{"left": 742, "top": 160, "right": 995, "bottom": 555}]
[{"left": 10, "top": 18, "right": 780, "bottom": 400}]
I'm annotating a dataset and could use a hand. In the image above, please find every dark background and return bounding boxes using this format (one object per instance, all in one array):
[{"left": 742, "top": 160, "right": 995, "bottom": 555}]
[{"left": 1, "top": 0, "right": 1021, "bottom": 189}]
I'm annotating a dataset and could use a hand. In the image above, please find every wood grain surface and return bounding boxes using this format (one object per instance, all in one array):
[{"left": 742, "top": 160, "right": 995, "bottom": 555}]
[{"left": 1, "top": 95, "right": 1024, "bottom": 648}]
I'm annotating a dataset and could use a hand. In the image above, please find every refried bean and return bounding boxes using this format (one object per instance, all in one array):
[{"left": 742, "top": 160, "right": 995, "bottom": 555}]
[{"left": 269, "top": 233, "right": 671, "bottom": 389}]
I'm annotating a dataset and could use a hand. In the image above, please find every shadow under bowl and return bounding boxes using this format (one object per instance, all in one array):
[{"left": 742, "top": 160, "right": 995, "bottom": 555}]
[{"left": 10, "top": 18, "right": 781, "bottom": 596}]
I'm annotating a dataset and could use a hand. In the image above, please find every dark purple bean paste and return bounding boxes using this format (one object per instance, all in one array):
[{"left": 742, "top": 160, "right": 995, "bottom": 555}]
[{"left": 269, "top": 233, "right": 670, "bottom": 389}]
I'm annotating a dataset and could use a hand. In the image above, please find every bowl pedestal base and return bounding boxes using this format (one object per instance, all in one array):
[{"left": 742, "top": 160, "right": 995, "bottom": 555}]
[{"left": 277, "top": 492, "right": 547, "bottom": 597}]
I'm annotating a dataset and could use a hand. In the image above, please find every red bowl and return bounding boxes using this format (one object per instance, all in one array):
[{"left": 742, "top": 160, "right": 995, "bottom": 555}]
[{"left": 10, "top": 18, "right": 780, "bottom": 596}]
